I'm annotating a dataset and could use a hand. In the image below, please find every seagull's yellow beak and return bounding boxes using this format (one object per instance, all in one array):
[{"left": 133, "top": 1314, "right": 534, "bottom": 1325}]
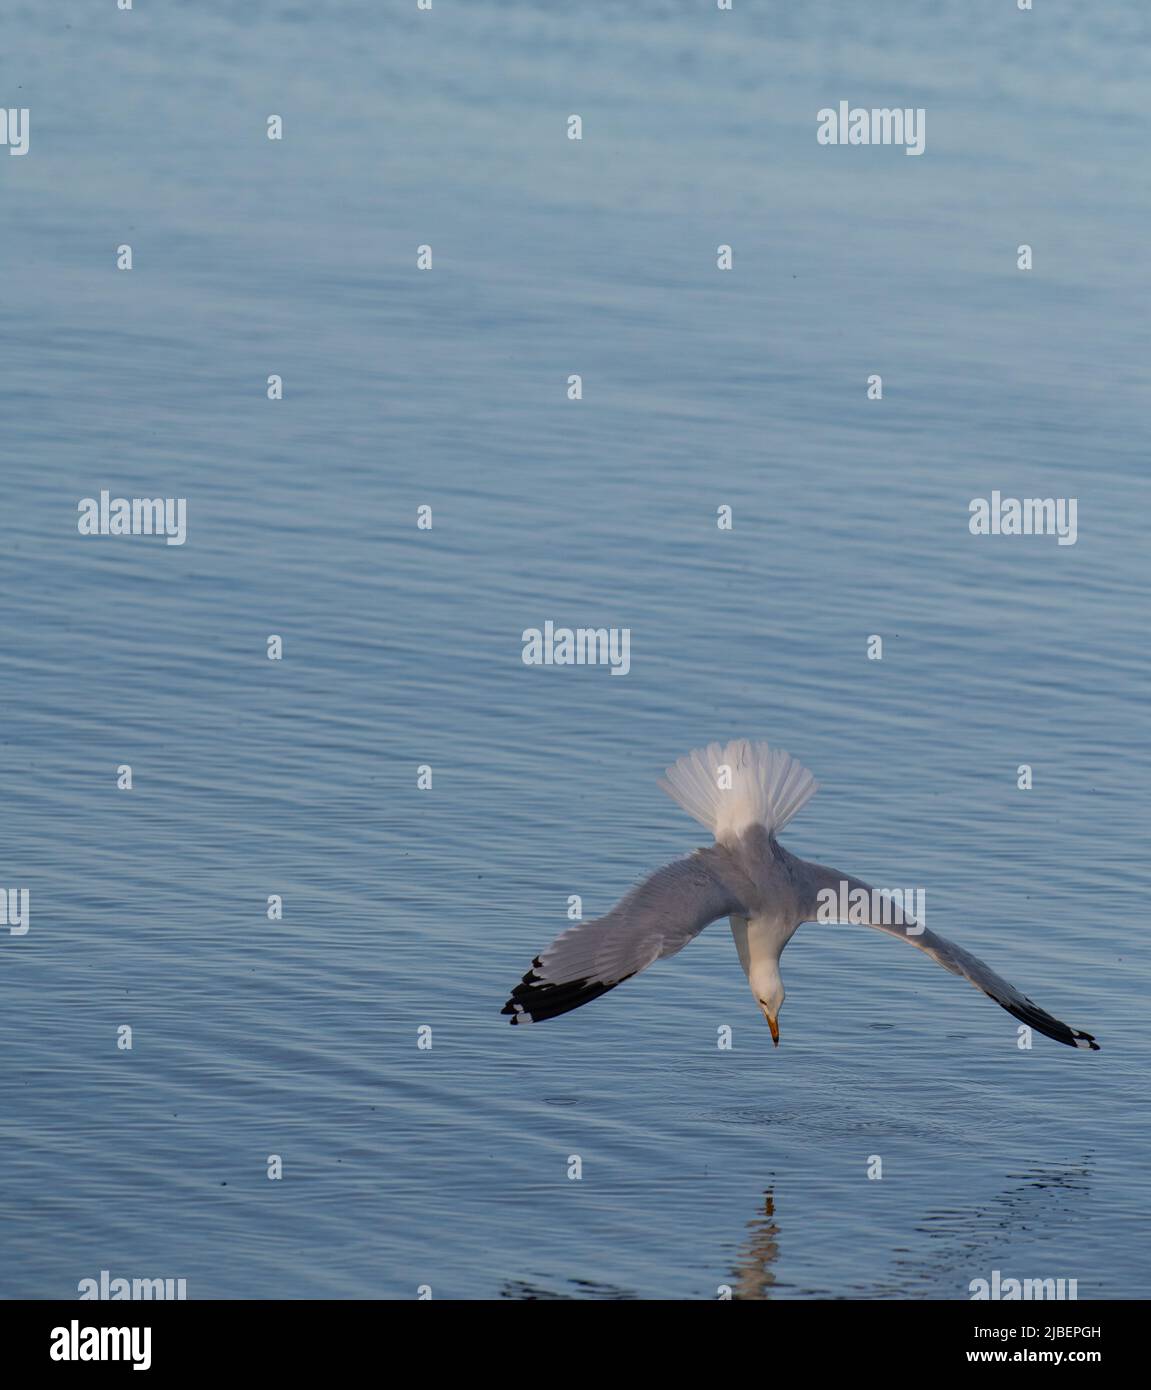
[{"left": 767, "top": 1014, "right": 780, "bottom": 1047}]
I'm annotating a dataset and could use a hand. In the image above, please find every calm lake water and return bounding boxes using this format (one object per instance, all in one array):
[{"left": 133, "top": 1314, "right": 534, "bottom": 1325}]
[{"left": 1, "top": 1, "right": 1148, "bottom": 1299}]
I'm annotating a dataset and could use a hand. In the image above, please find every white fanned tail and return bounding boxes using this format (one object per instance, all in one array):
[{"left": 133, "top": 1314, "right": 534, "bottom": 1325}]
[{"left": 658, "top": 739, "right": 818, "bottom": 843}]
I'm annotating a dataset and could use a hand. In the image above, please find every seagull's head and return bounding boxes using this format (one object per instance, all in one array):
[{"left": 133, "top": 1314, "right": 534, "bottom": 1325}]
[{"left": 758, "top": 982, "right": 785, "bottom": 1047}]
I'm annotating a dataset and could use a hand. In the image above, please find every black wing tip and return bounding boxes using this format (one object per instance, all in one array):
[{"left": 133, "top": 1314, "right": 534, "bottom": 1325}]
[
  {"left": 500, "top": 997, "right": 531, "bottom": 1023},
  {"left": 501, "top": 965, "right": 635, "bottom": 1025},
  {"left": 995, "top": 995, "right": 1100, "bottom": 1051}
]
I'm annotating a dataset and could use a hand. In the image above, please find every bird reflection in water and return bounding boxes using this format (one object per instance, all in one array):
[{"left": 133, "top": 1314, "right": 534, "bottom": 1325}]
[{"left": 728, "top": 1189, "right": 781, "bottom": 1300}]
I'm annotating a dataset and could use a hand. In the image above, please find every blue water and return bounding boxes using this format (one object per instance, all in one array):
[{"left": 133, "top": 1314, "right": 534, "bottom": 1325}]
[{"left": 1, "top": 1, "right": 1148, "bottom": 1300}]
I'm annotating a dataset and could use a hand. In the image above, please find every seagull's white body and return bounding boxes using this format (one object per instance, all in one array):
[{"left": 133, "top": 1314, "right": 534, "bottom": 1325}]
[
  {"left": 730, "top": 913, "right": 796, "bottom": 1025},
  {"left": 503, "top": 740, "right": 1100, "bottom": 1051}
]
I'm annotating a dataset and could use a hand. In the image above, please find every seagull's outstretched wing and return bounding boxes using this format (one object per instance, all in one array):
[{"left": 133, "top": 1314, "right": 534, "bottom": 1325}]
[
  {"left": 801, "top": 866, "right": 1099, "bottom": 1050},
  {"left": 885, "top": 921, "right": 1100, "bottom": 1049},
  {"left": 502, "top": 847, "right": 746, "bottom": 1024}
]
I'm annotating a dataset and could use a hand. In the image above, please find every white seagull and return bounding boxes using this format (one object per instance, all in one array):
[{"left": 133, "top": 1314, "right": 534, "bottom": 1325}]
[{"left": 502, "top": 740, "right": 1099, "bottom": 1050}]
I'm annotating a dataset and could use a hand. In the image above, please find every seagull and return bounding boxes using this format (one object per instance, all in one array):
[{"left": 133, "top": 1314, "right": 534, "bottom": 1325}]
[{"left": 501, "top": 740, "right": 1099, "bottom": 1050}]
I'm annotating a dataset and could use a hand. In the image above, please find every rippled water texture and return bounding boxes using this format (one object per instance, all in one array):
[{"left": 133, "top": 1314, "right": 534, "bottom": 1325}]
[{"left": 1, "top": 1, "right": 1148, "bottom": 1299}]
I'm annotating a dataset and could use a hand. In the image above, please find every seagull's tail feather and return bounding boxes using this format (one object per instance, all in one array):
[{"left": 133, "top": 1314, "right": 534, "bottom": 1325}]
[{"left": 658, "top": 739, "right": 818, "bottom": 842}]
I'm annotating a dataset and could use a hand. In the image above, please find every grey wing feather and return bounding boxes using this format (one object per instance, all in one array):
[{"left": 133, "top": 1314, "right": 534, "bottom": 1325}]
[
  {"left": 874, "top": 919, "right": 1099, "bottom": 1050},
  {"left": 502, "top": 847, "right": 747, "bottom": 1024},
  {"left": 797, "top": 863, "right": 1099, "bottom": 1051}
]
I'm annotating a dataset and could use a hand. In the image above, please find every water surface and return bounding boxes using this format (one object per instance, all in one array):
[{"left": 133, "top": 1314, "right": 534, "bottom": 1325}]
[{"left": 1, "top": 0, "right": 1148, "bottom": 1299}]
